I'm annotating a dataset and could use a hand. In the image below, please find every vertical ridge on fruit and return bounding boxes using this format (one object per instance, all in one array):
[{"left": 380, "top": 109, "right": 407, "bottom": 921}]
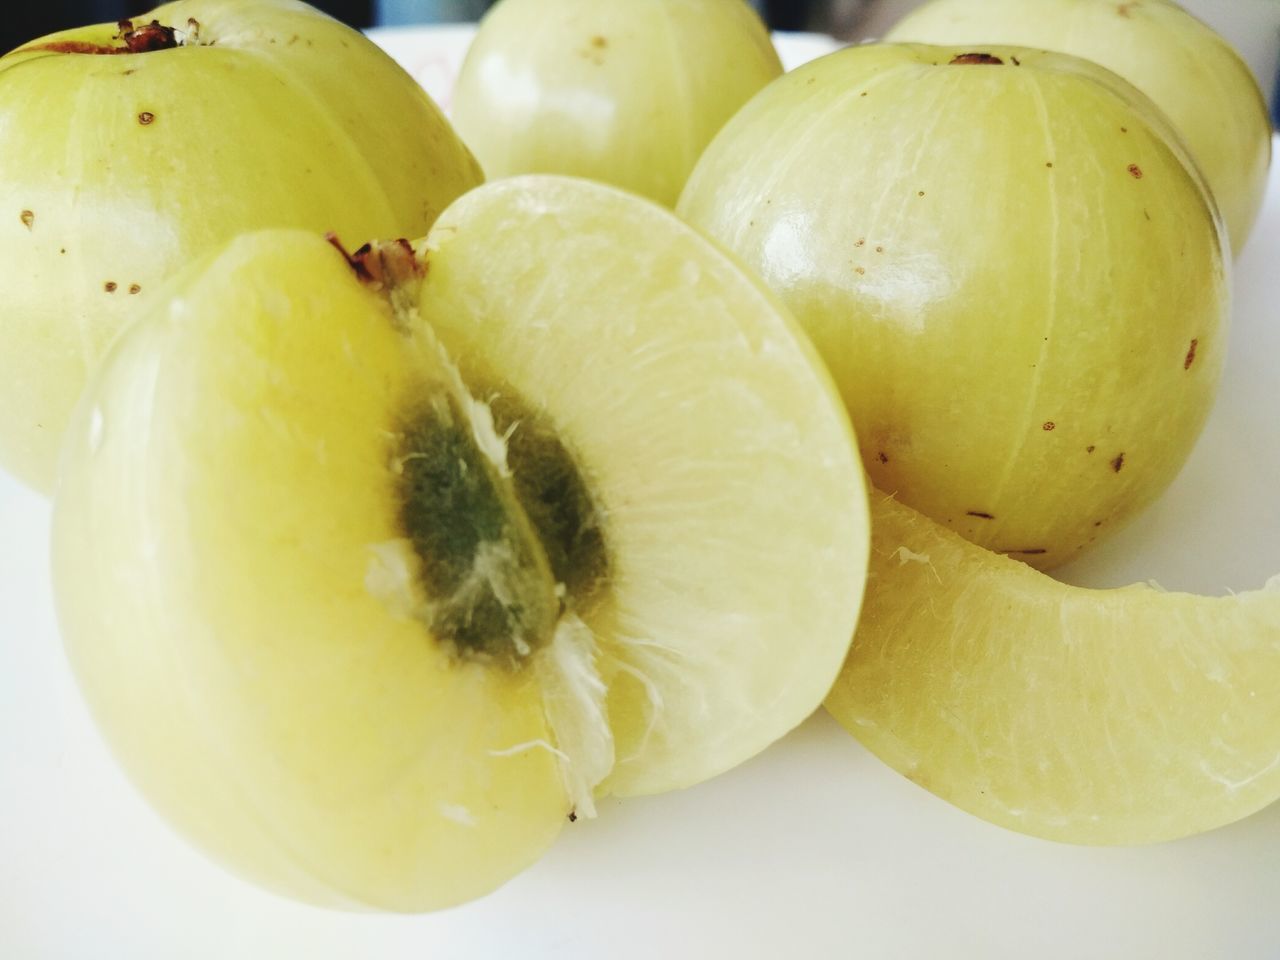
[{"left": 679, "top": 41, "right": 1227, "bottom": 568}]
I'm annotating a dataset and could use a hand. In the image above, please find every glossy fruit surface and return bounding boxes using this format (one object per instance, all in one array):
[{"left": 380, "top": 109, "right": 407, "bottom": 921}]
[
  {"left": 53, "top": 176, "right": 869, "bottom": 911},
  {"left": 887, "top": 0, "right": 1272, "bottom": 254},
  {"left": 679, "top": 42, "right": 1228, "bottom": 569},
  {"left": 452, "top": 0, "right": 781, "bottom": 206},
  {"left": 826, "top": 492, "right": 1280, "bottom": 845},
  {"left": 0, "top": 0, "right": 481, "bottom": 493}
]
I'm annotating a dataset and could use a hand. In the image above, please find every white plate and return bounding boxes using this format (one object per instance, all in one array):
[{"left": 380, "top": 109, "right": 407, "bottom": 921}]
[{"left": 2, "top": 30, "right": 1278, "bottom": 960}]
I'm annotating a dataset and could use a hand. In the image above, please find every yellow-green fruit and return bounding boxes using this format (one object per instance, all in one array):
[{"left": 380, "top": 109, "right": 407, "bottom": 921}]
[
  {"left": 887, "top": 0, "right": 1272, "bottom": 254},
  {"left": 679, "top": 43, "right": 1228, "bottom": 569},
  {"left": 826, "top": 492, "right": 1280, "bottom": 845},
  {"left": 53, "top": 176, "right": 869, "bottom": 911},
  {"left": 0, "top": 0, "right": 482, "bottom": 494},
  {"left": 452, "top": 0, "right": 782, "bottom": 206}
]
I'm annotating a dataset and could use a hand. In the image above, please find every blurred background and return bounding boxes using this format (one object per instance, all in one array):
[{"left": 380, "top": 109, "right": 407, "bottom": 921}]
[{"left": 3, "top": 0, "right": 1277, "bottom": 119}]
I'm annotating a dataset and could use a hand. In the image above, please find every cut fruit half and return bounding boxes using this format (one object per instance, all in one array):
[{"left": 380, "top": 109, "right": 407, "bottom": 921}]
[
  {"left": 826, "top": 492, "right": 1280, "bottom": 845},
  {"left": 52, "top": 176, "right": 870, "bottom": 911}
]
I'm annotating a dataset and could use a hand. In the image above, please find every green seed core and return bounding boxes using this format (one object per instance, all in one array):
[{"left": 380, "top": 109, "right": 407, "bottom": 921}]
[{"left": 394, "top": 384, "right": 607, "bottom": 667}]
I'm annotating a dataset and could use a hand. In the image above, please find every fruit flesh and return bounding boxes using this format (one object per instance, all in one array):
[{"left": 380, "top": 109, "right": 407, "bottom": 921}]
[
  {"left": 451, "top": 0, "right": 782, "bottom": 206},
  {"left": 413, "top": 181, "right": 872, "bottom": 795},
  {"left": 826, "top": 493, "right": 1280, "bottom": 845},
  {"left": 0, "top": 0, "right": 481, "bottom": 493},
  {"left": 54, "top": 177, "right": 870, "bottom": 910},
  {"left": 55, "top": 233, "right": 568, "bottom": 911},
  {"left": 887, "top": 0, "right": 1272, "bottom": 254},
  {"left": 678, "top": 43, "right": 1228, "bottom": 570}
]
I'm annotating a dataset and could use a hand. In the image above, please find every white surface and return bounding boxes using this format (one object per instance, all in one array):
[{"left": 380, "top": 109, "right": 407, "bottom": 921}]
[{"left": 3, "top": 34, "right": 1280, "bottom": 960}]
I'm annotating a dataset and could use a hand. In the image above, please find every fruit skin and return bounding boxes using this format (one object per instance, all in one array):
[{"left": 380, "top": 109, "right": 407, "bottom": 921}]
[
  {"left": 451, "top": 0, "right": 781, "bottom": 207},
  {"left": 0, "top": 0, "right": 482, "bottom": 494},
  {"left": 826, "top": 492, "right": 1280, "bottom": 845},
  {"left": 679, "top": 42, "right": 1229, "bottom": 570},
  {"left": 887, "top": 0, "right": 1272, "bottom": 255},
  {"left": 52, "top": 177, "right": 870, "bottom": 911}
]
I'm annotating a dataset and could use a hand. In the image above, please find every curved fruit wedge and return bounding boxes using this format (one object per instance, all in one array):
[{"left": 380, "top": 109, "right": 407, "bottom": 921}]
[
  {"left": 53, "top": 176, "right": 869, "bottom": 911},
  {"left": 826, "top": 493, "right": 1280, "bottom": 845}
]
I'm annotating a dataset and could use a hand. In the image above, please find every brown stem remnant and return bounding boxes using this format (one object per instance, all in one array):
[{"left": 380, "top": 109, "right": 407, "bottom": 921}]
[
  {"left": 19, "top": 18, "right": 192, "bottom": 55},
  {"left": 118, "top": 20, "right": 180, "bottom": 53},
  {"left": 950, "top": 53, "right": 1004, "bottom": 66},
  {"left": 326, "top": 234, "right": 422, "bottom": 289}
]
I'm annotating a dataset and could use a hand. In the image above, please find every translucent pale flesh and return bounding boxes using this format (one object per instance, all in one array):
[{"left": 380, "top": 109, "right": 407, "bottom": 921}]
[
  {"left": 55, "top": 235, "right": 565, "bottom": 912},
  {"left": 0, "top": 0, "right": 482, "bottom": 493},
  {"left": 451, "top": 0, "right": 782, "bottom": 207},
  {"left": 826, "top": 493, "right": 1280, "bottom": 845},
  {"left": 415, "top": 177, "right": 868, "bottom": 796},
  {"left": 54, "top": 177, "right": 870, "bottom": 911},
  {"left": 678, "top": 43, "right": 1228, "bottom": 570},
  {"left": 887, "top": 0, "right": 1272, "bottom": 254}
]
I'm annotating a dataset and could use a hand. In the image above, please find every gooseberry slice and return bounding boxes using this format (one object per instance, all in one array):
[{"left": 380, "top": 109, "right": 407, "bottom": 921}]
[
  {"left": 826, "top": 493, "right": 1280, "bottom": 844},
  {"left": 53, "top": 176, "right": 869, "bottom": 910}
]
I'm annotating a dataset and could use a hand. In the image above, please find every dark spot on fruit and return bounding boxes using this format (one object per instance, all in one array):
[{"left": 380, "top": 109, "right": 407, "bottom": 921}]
[
  {"left": 807, "top": 77, "right": 816, "bottom": 85},
  {"left": 1184, "top": 338, "right": 1198, "bottom": 369},
  {"left": 568, "top": 811, "right": 578, "bottom": 822},
  {"left": 59, "top": 248, "right": 66, "bottom": 255},
  {"left": 1116, "top": 2, "right": 1137, "bottom": 17},
  {"left": 966, "top": 511, "right": 994, "bottom": 519},
  {"left": 877, "top": 451, "right": 889, "bottom": 464},
  {"left": 104, "top": 281, "right": 117, "bottom": 293},
  {"left": 19, "top": 210, "right": 33, "bottom": 230},
  {"left": 1010, "top": 55, "right": 1021, "bottom": 66},
  {"left": 1042, "top": 421, "right": 1055, "bottom": 431},
  {"left": 917, "top": 190, "right": 925, "bottom": 197},
  {"left": 580, "top": 35, "right": 608, "bottom": 63},
  {"left": 1007, "top": 548, "right": 1047, "bottom": 556},
  {"left": 1111, "top": 453, "right": 1125, "bottom": 473},
  {"left": 854, "top": 238, "right": 865, "bottom": 247},
  {"left": 1143, "top": 208, "right": 1151, "bottom": 221},
  {"left": 1045, "top": 161, "right": 1054, "bottom": 168},
  {"left": 1094, "top": 520, "right": 1104, "bottom": 527},
  {"left": 860, "top": 91, "right": 868, "bottom": 97},
  {"left": 138, "top": 111, "right": 155, "bottom": 125},
  {"left": 1127, "top": 163, "right": 1143, "bottom": 179},
  {"left": 122, "top": 68, "right": 135, "bottom": 75},
  {"left": 129, "top": 283, "right": 142, "bottom": 295},
  {"left": 854, "top": 266, "right": 866, "bottom": 275},
  {"left": 875, "top": 245, "right": 884, "bottom": 253},
  {"left": 950, "top": 53, "right": 1004, "bottom": 66},
  {"left": 1120, "top": 126, "right": 1129, "bottom": 134}
]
